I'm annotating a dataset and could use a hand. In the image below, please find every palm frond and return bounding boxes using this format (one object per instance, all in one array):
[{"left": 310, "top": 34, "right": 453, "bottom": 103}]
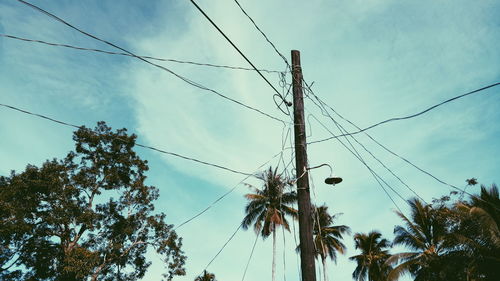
[{"left": 387, "top": 258, "right": 417, "bottom": 281}]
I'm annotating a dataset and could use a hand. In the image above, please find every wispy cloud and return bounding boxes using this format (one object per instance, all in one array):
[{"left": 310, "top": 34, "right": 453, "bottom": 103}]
[{"left": 1, "top": 0, "right": 499, "bottom": 280}]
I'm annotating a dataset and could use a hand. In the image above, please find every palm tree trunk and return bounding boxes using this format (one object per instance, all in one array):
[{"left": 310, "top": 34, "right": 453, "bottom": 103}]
[
  {"left": 272, "top": 230, "right": 276, "bottom": 281},
  {"left": 322, "top": 257, "right": 328, "bottom": 281}
]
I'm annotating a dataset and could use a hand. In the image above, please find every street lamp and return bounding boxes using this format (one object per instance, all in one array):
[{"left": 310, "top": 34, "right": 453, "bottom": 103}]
[
  {"left": 324, "top": 176, "right": 343, "bottom": 185},
  {"left": 307, "top": 164, "right": 343, "bottom": 186}
]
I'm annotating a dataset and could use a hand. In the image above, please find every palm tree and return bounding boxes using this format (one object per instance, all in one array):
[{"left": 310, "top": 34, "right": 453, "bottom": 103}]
[
  {"left": 452, "top": 184, "right": 500, "bottom": 280},
  {"left": 194, "top": 270, "right": 216, "bottom": 281},
  {"left": 349, "top": 231, "right": 391, "bottom": 281},
  {"left": 469, "top": 184, "right": 500, "bottom": 246},
  {"left": 312, "top": 204, "right": 351, "bottom": 281},
  {"left": 387, "top": 198, "right": 449, "bottom": 281},
  {"left": 241, "top": 166, "right": 297, "bottom": 281}
]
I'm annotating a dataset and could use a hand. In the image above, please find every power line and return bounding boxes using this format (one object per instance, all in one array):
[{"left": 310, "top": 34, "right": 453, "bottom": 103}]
[
  {"left": 241, "top": 233, "right": 259, "bottom": 281},
  {"left": 188, "top": 0, "right": 291, "bottom": 108},
  {"left": 304, "top": 92, "right": 428, "bottom": 204},
  {"left": 0, "top": 33, "right": 282, "bottom": 73},
  {"left": 291, "top": 74, "right": 407, "bottom": 211},
  {"left": 309, "top": 113, "right": 405, "bottom": 213},
  {"left": 230, "top": 0, "right": 295, "bottom": 113},
  {"left": 203, "top": 223, "right": 242, "bottom": 272},
  {"left": 174, "top": 149, "right": 285, "bottom": 231},
  {"left": 175, "top": 118, "right": 296, "bottom": 231},
  {"left": 14, "top": 0, "right": 285, "bottom": 124},
  {"left": 295, "top": 79, "right": 407, "bottom": 211},
  {"left": 0, "top": 103, "right": 253, "bottom": 177},
  {"left": 304, "top": 83, "right": 500, "bottom": 212},
  {"left": 231, "top": 0, "right": 290, "bottom": 67},
  {"left": 298, "top": 84, "right": 407, "bottom": 211},
  {"left": 309, "top": 82, "right": 500, "bottom": 144},
  {"left": 2, "top": 102, "right": 295, "bottom": 231}
]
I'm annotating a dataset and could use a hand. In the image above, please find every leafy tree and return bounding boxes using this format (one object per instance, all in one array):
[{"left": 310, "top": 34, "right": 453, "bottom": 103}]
[
  {"left": 451, "top": 184, "right": 500, "bottom": 280},
  {"left": 312, "top": 204, "right": 350, "bottom": 281},
  {"left": 387, "top": 198, "right": 450, "bottom": 281},
  {"left": 349, "top": 231, "right": 391, "bottom": 281},
  {"left": 0, "top": 122, "right": 186, "bottom": 281},
  {"left": 241, "top": 166, "right": 297, "bottom": 281},
  {"left": 348, "top": 181, "right": 499, "bottom": 281},
  {"left": 194, "top": 270, "right": 216, "bottom": 281}
]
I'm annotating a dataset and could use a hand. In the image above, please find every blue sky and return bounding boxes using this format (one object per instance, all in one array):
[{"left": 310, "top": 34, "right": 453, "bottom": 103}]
[{"left": 1, "top": 0, "right": 499, "bottom": 280}]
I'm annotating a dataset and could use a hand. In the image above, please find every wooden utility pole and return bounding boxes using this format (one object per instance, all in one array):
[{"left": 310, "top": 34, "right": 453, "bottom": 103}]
[{"left": 291, "top": 50, "right": 316, "bottom": 281}]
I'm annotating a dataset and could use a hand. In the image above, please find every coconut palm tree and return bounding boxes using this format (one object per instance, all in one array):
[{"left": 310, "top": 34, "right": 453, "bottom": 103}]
[
  {"left": 451, "top": 184, "right": 500, "bottom": 280},
  {"left": 349, "top": 231, "right": 391, "bottom": 281},
  {"left": 312, "top": 204, "right": 351, "bottom": 281},
  {"left": 241, "top": 166, "right": 297, "bottom": 281},
  {"left": 387, "top": 198, "right": 449, "bottom": 281},
  {"left": 194, "top": 270, "right": 216, "bottom": 281},
  {"left": 469, "top": 184, "right": 500, "bottom": 246}
]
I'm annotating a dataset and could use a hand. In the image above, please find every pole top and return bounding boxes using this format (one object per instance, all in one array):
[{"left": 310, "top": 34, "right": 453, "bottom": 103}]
[{"left": 291, "top": 50, "right": 301, "bottom": 65}]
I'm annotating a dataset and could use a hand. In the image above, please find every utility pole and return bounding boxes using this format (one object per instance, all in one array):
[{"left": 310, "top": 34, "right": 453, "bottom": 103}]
[{"left": 291, "top": 50, "right": 316, "bottom": 281}]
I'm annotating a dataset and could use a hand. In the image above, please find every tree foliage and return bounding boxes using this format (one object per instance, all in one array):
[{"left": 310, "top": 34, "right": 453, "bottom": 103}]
[
  {"left": 194, "top": 270, "right": 216, "bottom": 281},
  {"left": 387, "top": 198, "right": 450, "bottom": 281},
  {"left": 0, "top": 122, "right": 186, "bottom": 281},
  {"left": 349, "top": 231, "right": 392, "bottom": 281},
  {"left": 241, "top": 167, "right": 297, "bottom": 238},
  {"left": 312, "top": 205, "right": 350, "bottom": 281},
  {"left": 356, "top": 183, "right": 500, "bottom": 281},
  {"left": 312, "top": 205, "right": 350, "bottom": 263},
  {"left": 241, "top": 166, "right": 297, "bottom": 281}
]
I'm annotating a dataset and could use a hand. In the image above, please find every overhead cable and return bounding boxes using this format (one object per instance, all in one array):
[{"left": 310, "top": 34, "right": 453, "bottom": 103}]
[
  {"left": 304, "top": 93, "right": 427, "bottom": 204},
  {"left": 0, "top": 33, "right": 282, "bottom": 73},
  {"left": 203, "top": 223, "right": 242, "bottom": 271},
  {"left": 188, "top": 0, "right": 291, "bottom": 109},
  {"left": 309, "top": 82, "right": 500, "bottom": 143},
  {"left": 241, "top": 234, "right": 259, "bottom": 281},
  {"left": 231, "top": 0, "right": 290, "bottom": 66},
  {"left": 0, "top": 103, "right": 253, "bottom": 177},
  {"left": 304, "top": 82, "right": 500, "bottom": 212},
  {"left": 309, "top": 113, "right": 405, "bottom": 213},
  {"left": 14, "top": 0, "right": 285, "bottom": 124},
  {"left": 174, "top": 149, "right": 285, "bottom": 230}
]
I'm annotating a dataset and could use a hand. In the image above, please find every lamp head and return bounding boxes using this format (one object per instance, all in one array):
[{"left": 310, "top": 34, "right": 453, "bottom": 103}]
[{"left": 325, "top": 177, "right": 343, "bottom": 185}]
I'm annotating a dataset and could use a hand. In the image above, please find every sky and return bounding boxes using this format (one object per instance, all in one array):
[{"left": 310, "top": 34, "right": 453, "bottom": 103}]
[{"left": 0, "top": 0, "right": 499, "bottom": 280}]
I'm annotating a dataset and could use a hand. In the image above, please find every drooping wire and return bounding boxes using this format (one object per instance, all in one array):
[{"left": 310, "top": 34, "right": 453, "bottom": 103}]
[
  {"left": 0, "top": 33, "right": 283, "bottom": 73},
  {"left": 289, "top": 73, "right": 406, "bottom": 212},
  {"left": 14, "top": 0, "right": 285, "bottom": 124},
  {"left": 0, "top": 103, "right": 253, "bottom": 177},
  {"left": 274, "top": 72, "right": 293, "bottom": 116},
  {"left": 309, "top": 82, "right": 500, "bottom": 143},
  {"left": 187, "top": 0, "right": 292, "bottom": 112},
  {"left": 299, "top": 84, "right": 407, "bottom": 206},
  {"left": 304, "top": 91, "right": 428, "bottom": 204},
  {"left": 307, "top": 109, "right": 405, "bottom": 213},
  {"left": 275, "top": 72, "right": 297, "bottom": 180},
  {"left": 304, "top": 81, "right": 500, "bottom": 212},
  {"left": 276, "top": 71, "right": 297, "bottom": 180}
]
